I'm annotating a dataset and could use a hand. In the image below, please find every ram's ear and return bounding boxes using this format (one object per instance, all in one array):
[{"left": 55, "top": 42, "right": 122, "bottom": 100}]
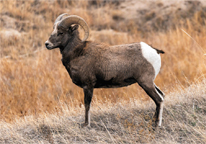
[{"left": 69, "top": 24, "right": 79, "bottom": 33}]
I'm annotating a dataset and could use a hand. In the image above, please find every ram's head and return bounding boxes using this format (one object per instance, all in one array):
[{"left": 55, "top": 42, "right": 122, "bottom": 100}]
[{"left": 45, "top": 14, "right": 89, "bottom": 50}]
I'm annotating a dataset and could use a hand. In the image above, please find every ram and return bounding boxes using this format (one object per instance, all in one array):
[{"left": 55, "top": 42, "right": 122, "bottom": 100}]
[{"left": 45, "top": 14, "right": 165, "bottom": 128}]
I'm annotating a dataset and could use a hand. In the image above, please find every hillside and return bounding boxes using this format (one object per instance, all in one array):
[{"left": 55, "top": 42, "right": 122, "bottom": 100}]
[
  {"left": 0, "top": 80, "right": 205, "bottom": 143},
  {"left": 0, "top": 0, "right": 206, "bottom": 143}
]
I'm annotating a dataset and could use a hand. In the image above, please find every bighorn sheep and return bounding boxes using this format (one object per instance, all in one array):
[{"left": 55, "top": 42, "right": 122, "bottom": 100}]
[{"left": 45, "top": 14, "right": 165, "bottom": 128}]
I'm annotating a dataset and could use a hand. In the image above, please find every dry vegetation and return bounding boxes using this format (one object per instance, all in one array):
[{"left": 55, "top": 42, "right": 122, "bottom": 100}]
[
  {"left": 0, "top": 80, "right": 205, "bottom": 143},
  {"left": 0, "top": 0, "right": 206, "bottom": 143}
]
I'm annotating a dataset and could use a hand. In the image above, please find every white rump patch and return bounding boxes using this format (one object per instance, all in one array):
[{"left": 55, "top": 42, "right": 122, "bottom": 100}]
[{"left": 140, "top": 42, "right": 161, "bottom": 78}]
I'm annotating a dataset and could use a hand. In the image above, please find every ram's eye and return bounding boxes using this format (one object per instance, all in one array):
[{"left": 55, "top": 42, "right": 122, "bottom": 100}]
[{"left": 57, "top": 32, "right": 63, "bottom": 36}]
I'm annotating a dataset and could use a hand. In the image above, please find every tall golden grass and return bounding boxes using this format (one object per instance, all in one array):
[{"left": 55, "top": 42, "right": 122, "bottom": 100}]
[{"left": 0, "top": 0, "right": 206, "bottom": 122}]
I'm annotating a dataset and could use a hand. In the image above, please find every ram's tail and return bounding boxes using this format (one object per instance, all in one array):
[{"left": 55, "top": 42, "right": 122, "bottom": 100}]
[
  {"left": 154, "top": 48, "right": 165, "bottom": 54},
  {"left": 149, "top": 44, "right": 165, "bottom": 54}
]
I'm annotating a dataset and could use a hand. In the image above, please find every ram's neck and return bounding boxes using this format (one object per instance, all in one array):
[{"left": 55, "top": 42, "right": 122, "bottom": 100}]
[{"left": 61, "top": 36, "right": 87, "bottom": 64}]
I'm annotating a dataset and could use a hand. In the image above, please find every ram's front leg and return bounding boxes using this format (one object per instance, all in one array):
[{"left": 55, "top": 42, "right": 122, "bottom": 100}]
[{"left": 83, "top": 86, "right": 93, "bottom": 127}]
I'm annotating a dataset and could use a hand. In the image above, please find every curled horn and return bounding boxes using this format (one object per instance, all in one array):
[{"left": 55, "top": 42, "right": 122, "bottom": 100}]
[
  {"left": 58, "top": 15, "right": 89, "bottom": 42},
  {"left": 54, "top": 13, "right": 69, "bottom": 24}
]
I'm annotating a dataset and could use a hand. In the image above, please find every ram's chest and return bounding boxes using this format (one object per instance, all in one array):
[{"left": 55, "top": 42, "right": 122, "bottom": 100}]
[
  {"left": 69, "top": 67, "right": 83, "bottom": 87},
  {"left": 62, "top": 61, "right": 83, "bottom": 87}
]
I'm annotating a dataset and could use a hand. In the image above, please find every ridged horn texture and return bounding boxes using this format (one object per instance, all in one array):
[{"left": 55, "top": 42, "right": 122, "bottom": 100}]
[
  {"left": 54, "top": 13, "right": 69, "bottom": 24},
  {"left": 58, "top": 15, "right": 89, "bottom": 42}
]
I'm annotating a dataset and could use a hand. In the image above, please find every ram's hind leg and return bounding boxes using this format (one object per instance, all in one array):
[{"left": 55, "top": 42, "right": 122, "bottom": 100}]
[
  {"left": 154, "top": 84, "right": 164, "bottom": 126},
  {"left": 137, "top": 79, "right": 164, "bottom": 127},
  {"left": 154, "top": 84, "right": 165, "bottom": 98}
]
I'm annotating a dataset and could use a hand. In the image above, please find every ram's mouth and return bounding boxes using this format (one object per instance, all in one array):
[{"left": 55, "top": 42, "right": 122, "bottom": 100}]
[{"left": 46, "top": 46, "right": 53, "bottom": 50}]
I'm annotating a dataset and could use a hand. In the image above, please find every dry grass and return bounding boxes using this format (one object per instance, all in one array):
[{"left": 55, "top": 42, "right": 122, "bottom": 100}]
[
  {"left": 0, "top": 0, "right": 206, "bottom": 126},
  {"left": 0, "top": 0, "right": 206, "bottom": 143},
  {"left": 0, "top": 79, "right": 205, "bottom": 143}
]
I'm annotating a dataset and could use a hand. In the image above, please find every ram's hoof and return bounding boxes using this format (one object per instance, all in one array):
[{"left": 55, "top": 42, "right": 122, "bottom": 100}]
[{"left": 81, "top": 123, "right": 90, "bottom": 128}]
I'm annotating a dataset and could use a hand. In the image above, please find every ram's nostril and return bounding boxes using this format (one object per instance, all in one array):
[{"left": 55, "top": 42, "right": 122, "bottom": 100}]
[{"left": 45, "top": 42, "right": 49, "bottom": 47}]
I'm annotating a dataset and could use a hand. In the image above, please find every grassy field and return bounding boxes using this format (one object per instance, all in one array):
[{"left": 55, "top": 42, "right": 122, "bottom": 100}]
[
  {"left": 0, "top": 80, "right": 205, "bottom": 143},
  {"left": 0, "top": 0, "right": 206, "bottom": 143}
]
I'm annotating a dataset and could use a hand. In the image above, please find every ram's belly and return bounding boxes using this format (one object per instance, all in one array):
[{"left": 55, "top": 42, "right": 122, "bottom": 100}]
[{"left": 94, "top": 77, "right": 136, "bottom": 88}]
